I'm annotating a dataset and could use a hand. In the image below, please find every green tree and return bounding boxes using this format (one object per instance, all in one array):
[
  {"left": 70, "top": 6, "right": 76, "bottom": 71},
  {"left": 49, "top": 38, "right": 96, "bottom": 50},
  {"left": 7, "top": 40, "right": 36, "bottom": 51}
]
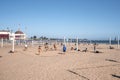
[{"left": 33, "top": 35, "right": 37, "bottom": 40}]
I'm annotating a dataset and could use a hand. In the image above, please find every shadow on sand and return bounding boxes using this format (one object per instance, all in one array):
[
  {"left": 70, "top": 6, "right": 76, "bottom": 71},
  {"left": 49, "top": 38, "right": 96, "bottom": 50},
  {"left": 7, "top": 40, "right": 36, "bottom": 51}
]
[
  {"left": 58, "top": 52, "right": 65, "bottom": 55},
  {"left": 75, "top": 64, "right": 120, "bottom": 70},
  {"left": 111, "top": 74, "right": 120, "bottom": 79},
  {"left": 90, "top": 51, "right": 103, "bottom": 53},
  {"left": 105, "top": 59, "right": 120, "bottom": 63},
  {"left": 67, "top": 70, "right": 89, "bottom": 80}
]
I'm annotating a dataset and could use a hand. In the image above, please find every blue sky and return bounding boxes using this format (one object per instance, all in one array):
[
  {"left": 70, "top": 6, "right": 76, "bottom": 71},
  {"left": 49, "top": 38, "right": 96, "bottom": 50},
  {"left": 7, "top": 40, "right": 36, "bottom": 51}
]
[{"left": 0, "top": 0, "right": 120, "bottom": 40}]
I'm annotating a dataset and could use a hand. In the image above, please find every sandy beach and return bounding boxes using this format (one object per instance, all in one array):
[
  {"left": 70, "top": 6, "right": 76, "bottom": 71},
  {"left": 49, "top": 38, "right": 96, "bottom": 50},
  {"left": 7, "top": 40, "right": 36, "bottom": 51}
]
[
  {"left": 0, "top": 44, "right": 120, "bottom": 80},
  {"left": 0, "top": 0, "right": 120, "bottom": 80}
]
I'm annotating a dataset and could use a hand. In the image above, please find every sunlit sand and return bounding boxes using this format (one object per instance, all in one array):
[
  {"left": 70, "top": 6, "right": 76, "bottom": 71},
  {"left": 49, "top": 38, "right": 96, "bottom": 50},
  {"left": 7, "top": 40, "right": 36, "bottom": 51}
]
[{"left": 0, "top": 43, "right": 120, "bottom": 80}]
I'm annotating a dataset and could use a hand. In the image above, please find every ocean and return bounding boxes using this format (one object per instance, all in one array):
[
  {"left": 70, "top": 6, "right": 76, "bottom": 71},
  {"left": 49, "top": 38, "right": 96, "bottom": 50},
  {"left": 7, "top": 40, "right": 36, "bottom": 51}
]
[{"left": 80, "top": 40, "right": 120, "bottom": 45}]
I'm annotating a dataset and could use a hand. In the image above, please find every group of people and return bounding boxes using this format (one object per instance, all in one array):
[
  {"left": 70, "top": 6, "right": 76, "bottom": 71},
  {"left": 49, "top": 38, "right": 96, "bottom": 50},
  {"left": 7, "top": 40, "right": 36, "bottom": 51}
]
[
  {"left": 61, "top": 42, "right": 98, "bottom": 53},
  {"left": 37, "top": 43, "right": 67, "bottom": 55},
  {"left": 23, "top": 42, "right": 99, "bottom": 55},
  {"left": 37, "top": 43, "right": 58, "bottom": 55},
  {"left": 69, "top": 43, "right": 98, "bottom": 53}
]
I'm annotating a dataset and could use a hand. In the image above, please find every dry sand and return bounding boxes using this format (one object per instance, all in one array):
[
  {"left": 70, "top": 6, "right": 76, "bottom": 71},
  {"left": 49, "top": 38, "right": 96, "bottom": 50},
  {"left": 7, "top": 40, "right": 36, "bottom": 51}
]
[{"left": 0, "top": 44, "right": 120, "bottom": 80}]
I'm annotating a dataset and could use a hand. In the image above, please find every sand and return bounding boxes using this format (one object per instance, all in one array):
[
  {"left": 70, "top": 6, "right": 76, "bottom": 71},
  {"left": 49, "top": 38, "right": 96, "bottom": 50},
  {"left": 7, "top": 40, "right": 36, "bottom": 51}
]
[{"left": 0, "top": 43, "right": 120, "bottom": 80}]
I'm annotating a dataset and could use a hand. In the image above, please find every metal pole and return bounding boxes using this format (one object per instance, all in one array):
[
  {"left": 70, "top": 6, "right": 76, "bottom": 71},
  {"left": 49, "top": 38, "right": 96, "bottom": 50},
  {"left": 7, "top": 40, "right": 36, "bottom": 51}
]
[
  {"left": 118, "top": 35, "right": 119, "bottom": 49},
  {"left": 32, "top": 39, "right": 33, "bottom": 46},
  {"left": 64, "top": 36, "right": 66, "bottom": 46},
  {"left": 66, "top": 38, "right": 68, "bottom": 46},
  {"left": 76, "top": 37, "right": 78, "bottom": 51},
  {"left": 6, "top": 38, "right": 7, "bottom": 45},
  {"left": 1, "top": 38, "right": 3, "bottom": 47},
  {"left": 12, "top": 34, "right": 15, "bottom": 52},
  {"left": 109, "top": 37, "right": 111, "bottom": 46},
  {"left": 12, "top": 37, "right": 14, "bottom": 52}
]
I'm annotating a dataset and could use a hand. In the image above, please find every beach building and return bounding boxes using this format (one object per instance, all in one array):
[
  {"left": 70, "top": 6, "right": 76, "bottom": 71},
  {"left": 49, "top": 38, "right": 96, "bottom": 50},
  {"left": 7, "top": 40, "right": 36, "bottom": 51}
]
[
  {"left": 14, "top": 29, "right": 26, "bottom": 40},
  {"left": 6, "top": 29, "right": 26, "bottom": 45},
  {"left": 0, "top": 30, "right": 11, "bottom": 39},
  {"left": 0, "top": 29, "right": 26, "bottom": 40}
]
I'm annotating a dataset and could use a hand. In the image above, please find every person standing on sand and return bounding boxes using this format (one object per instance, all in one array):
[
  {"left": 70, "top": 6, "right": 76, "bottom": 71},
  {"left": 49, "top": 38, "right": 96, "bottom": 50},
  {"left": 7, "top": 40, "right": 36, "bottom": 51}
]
[
  {"left": 94, "top": 43, "right": 96, "bottom": 52},
  {"left": 53, "top": 44, "right": 57, "bottom": 50},
  {"left": 71, "top": 47, "right": 74, "bottom": 50},
  {"left": 24, "top": 44, "right": 28, "bottom": 51},
  {"left": 63, "top": 45, "right": 66, "bottom": 52},
  {"left": 38, "top": 46, "right": 41, "bottom": 55},
  {"left": 44, "top": 43, "right": 49, "bottom": 51}
]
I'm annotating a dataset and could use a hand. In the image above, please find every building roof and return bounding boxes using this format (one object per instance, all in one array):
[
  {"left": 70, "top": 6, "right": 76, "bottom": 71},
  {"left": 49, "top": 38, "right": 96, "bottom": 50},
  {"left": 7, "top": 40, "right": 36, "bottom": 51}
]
[{"left": 15, "top": 30, "right": 24, "bottom": 34}]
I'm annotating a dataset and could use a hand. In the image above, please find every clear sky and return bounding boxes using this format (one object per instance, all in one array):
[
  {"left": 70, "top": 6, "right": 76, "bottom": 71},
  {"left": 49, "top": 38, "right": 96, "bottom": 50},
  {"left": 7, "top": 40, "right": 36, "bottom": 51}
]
[{"left": 0, "top": 0, "right": 120, "bottom": 40}]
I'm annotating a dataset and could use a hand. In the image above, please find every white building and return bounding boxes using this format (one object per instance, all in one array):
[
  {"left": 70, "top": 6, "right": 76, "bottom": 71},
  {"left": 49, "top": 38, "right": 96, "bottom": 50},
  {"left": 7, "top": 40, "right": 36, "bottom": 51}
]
[
  {"left": 14, "top": 30, "right": 26, "bottom": 40},
  {"left": 0, "top": 30, "right": 11, "bottom": 39},
  {"left": 0, "top": 29, "right": 26, "bottom": 40}
]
